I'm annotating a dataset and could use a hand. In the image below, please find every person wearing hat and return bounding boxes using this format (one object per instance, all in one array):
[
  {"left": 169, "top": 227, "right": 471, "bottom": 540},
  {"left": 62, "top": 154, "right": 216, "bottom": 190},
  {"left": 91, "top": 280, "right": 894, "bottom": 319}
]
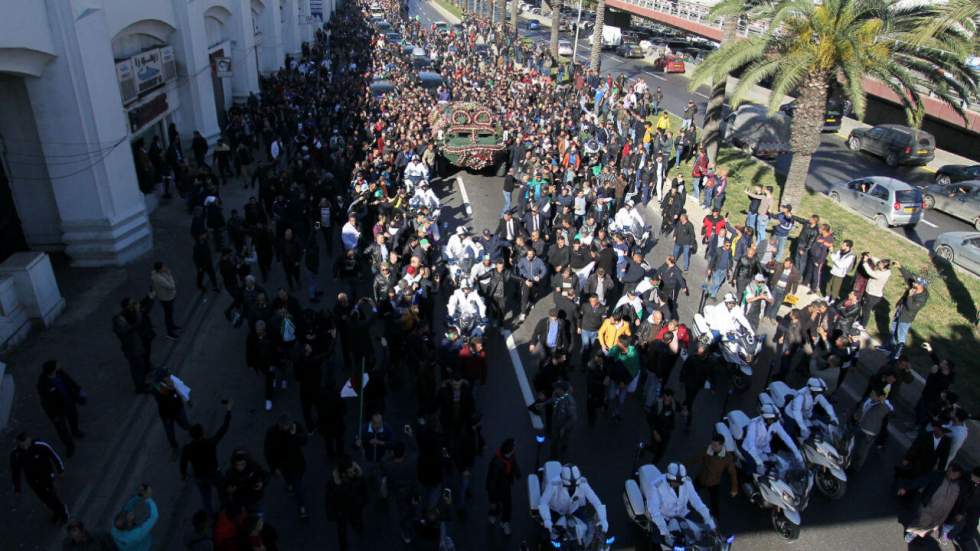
[
  {"left": 486, "top": 438, "right": 521, "bottom": 535},
  {"left": 644, "top": 462, "right": 716, "bottom": 546},
  {"left": 742, "top": 403, "right": 803, "bottom": 475},
  {"left": 881, "top": 265, "right": 929, "bottom": 360},
  {"left": 741, "top": 273, "right": 773, "bottom": 329}
]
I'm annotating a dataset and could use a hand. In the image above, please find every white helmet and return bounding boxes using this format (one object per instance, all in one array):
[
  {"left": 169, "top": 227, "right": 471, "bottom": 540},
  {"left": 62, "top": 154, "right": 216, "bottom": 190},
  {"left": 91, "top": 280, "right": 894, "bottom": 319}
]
[
  {"left": 460, "top": 278, "right": 473, "bottom": 290},
  {"left": 760, "top": 403, "right": 780, "bottom": 420},
  {"left": 723, "top": 293, "right": 737, "bottom": 304},
  {"left": 807, "top": 377, "right": 828, "bottom": 395},
  {"left": 665, "top": 463, "right": 687, "bottom": 483},
  {"left": 560, "top": 465, "right": 582, "bottom": 488}
]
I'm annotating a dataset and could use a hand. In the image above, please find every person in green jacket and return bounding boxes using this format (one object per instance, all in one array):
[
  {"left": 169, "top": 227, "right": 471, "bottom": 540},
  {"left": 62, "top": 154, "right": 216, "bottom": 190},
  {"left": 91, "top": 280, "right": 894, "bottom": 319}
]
[
  {"left": 606, "top": 335, "right": 641, "bottom": 420},
  {"left": 111, "top": 485, "right": 158, "bottom": 551}
]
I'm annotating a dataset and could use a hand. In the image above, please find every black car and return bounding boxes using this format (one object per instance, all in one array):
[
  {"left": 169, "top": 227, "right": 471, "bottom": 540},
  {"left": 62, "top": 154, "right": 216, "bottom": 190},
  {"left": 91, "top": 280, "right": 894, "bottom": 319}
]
[
  {"left": 779, "top": 97, "right": 850, "bottom": 133},
  {"left": 934, "top": 164, "right": 980, "bottom": 186},
  {"left": 847, "top": 124, "right": 936, "bottom": 167}
]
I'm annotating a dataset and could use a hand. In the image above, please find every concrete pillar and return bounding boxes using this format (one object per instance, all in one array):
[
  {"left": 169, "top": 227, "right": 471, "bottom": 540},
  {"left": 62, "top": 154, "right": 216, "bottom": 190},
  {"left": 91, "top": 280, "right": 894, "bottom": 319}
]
[
  {"left": 229, "top": 0, "right": 261, "bottom": 100},
  {"left": 0, "top": 76, "right": 62, "bottom": 250},
  {"left": 282, "top": 0, "right": 302, "bottom": 56},
  {"left": 170, "top": 0, "right": 222, "bottom": 143},
  {"left": 25, "top": 0, "right": 152, "bottom": 267},
  {"left": 258, "top": 0, "right": 285, "bottom": 72},
  {"left": 298, "top": 0, "right": 314, "bottom": 44}
]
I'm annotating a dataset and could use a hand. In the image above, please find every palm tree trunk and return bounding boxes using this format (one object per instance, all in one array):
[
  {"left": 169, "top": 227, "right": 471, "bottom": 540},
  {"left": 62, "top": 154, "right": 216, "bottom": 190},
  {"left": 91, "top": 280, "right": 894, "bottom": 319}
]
[
  {"left": 496, "top": 0, "right": 505, "bottom": 28},
  {"left": 783, "top": 72, "right": 830, "bottom": 207},
  {"left": 589, "top": 0, "right": 605, "bottom": 71},
  {"left": 704, "top": 16, "right": 738, "bottom": 165},
  {"left": 550, "top": 0, "right": 562, "bottom": 59},
  {"left": 511, "top": 0, "right": 519, "bottom": 35}
]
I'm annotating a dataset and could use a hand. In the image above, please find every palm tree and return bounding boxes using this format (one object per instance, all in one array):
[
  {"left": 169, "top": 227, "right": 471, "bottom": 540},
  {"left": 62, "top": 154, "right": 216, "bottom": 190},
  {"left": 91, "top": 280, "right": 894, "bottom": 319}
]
[
  {"left": 496, "top": 0, "right": 506, "bottom": 28},
  {"left": 913, "top": 0, "right": 979, "bottom": 48},
  {"left": 511, "top": 0, "right": 520, "bottom": 35},
  {"left": 701, "top": 14, "right": 740, "bottom": 165},
  {"left": 589, "top": 0, "right": 605, "bottom": 70},
  {"left": 550, "top": 0, "right": 562, "bottom": 59},
  {"left": 690, "top": 0, "right": 978, "bottom": 206}
]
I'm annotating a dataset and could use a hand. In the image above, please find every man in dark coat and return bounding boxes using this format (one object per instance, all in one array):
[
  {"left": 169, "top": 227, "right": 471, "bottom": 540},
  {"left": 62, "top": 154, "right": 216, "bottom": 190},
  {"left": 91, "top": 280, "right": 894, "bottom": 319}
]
[
  {"left": 264, "top": 415, "right": 309, "bottom": 518},
  {"left": 36, "top": 360, "right": 85, "bottom": 458},
  {"left": 530, "top": 308, "right": 571, "bottom": 358},
  {"left": 486, "top": 438, "right": 520, "bottom": 535},
  {"left": 896, "top": 420, "right": 953, "bottom": 480},
  {"left": 193, "top": 233, "right": 219, "bottom": 292}
]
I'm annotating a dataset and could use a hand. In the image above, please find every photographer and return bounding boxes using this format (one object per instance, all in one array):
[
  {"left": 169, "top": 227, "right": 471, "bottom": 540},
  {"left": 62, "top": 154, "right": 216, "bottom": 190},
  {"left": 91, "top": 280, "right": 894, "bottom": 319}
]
[{"left": 858, "top": 254, "right": 893, "bottom": 329}]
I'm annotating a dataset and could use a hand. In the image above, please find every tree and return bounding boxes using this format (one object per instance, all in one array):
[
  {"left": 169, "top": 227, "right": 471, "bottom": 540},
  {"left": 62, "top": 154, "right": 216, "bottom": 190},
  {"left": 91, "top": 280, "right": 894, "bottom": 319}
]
[
  {"left": 496, "top": 0, "right": 506, "bottom": 28},
  {"left": 690, "top": 0, "right": 977, "bottom": 207},
  {"left": 511, "top": 0, "right": 520, "bottom": 35},
  {"left": 589, "top": 0, "right": 605, "bottom": 70},
  {"left": 702, "top": 15, "right": 740, "bottom": 165},
  {"left": 550, "top": 0, "right": 562, "bottom": 59}
]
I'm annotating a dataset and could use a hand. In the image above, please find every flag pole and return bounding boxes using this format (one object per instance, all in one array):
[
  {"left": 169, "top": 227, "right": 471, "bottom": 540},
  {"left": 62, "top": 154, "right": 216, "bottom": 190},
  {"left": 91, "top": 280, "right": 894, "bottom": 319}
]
[{"left": 357, "top": 357, "right": 366, "bottom": 437}]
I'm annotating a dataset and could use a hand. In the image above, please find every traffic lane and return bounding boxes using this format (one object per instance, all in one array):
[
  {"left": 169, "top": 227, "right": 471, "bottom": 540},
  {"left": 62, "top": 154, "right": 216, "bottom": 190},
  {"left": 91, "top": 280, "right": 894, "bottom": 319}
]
[{"left": 455, "top": 167, "right": 911, "bottom": 548}]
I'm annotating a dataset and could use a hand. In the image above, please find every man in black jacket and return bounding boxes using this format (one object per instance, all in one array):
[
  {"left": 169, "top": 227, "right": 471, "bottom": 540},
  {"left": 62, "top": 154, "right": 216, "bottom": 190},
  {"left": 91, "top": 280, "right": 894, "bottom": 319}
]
[
  {"left": 265, "top": 415, "right": 309, "bottom": 518},
  {"left": 486, "top": 438, "right": 520, "bottom": 535},
  {"left": 180, "top": 400, "right": 232, "bottom": 513},
  {"left": 530, "top": 309, "right": 571, "bottom": 358},
  {"left": 36, "top": 360, "right": 85, "bottom": 458},
  {"left": 793, "top": 214, "right": 820, "bottom": 271},
  {"left": 658, "top": 256, "right": 688, "bottom": 321},
  {"left": 10, "top": 432, "right": 68, "bottom": 523},
  {"left": 192, "top": 233, "right": 219, "bottom": 292},
  {"left": 671, "top": 213, "right": 697, "bottom": 271}
]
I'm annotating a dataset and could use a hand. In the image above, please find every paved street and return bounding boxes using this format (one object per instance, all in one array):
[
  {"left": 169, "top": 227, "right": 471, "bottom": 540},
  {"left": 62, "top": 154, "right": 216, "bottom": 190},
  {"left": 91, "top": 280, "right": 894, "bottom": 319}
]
[{"left": 492, "top": 11, "right": 977, "bottom": 249}]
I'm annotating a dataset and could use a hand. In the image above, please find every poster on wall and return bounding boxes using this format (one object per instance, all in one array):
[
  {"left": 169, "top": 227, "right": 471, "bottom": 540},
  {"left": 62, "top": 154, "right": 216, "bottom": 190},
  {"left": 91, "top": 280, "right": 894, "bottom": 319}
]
[
  {"left": 214, "top": 57, "right": 233, "bottom": 78},
  {"left": 115, "top": 59, "right": 138, "bottom": 105},
  {"left": 132, "top": 48, "right": 164, "bottom": 94}
]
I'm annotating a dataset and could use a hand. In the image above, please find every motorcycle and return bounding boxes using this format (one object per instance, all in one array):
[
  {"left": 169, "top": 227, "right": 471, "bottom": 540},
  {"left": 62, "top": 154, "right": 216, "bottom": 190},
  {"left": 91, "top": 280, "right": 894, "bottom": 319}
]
[
  {"left": 527, "top": 461, "right": 614, "bottom": 551},
  {"left": 690, "top": 314, "right": 760, "bottom": 393},
  {"left": 608, "top": 219, "right": 653, "bottom": 253},
  {"left": 714, "top": 410, "right": 814, "bottom": 541},
  {"left": 446, "top": 312, "right": 486, "bottom": 339},
  {"left": 763, "top": 381, "right": 853, "bottom": 499},
  {"left": 623, "top": 461, "right": 735, "bottom": 550}
]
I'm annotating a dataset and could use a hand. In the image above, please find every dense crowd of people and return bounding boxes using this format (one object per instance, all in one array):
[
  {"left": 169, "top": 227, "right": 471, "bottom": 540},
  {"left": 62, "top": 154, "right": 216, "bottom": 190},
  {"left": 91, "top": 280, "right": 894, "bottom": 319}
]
[{"left": 10, "top": 1, "right": 976, "bottom": 550}]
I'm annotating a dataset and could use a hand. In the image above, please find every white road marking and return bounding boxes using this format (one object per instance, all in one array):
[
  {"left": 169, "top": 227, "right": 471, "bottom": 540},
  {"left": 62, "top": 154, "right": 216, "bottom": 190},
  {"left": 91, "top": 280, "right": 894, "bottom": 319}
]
[
  {"left": 503, "top": 329, "right": 545, "bottom": 430},
  {"left": 643, "top": 70, "right": 666, "bottom": 81},
  {"left": 455, "top": 176, "right": 473, "bottom": 215},
  {"left": 920, "top": 218, "right": 938, "bottom": 228}
]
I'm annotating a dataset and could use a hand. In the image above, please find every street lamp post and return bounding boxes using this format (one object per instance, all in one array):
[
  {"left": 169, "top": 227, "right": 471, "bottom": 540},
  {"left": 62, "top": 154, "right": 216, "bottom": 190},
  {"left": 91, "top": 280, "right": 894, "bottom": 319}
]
[{"left": 571, "top": 0, "right": 583, "bottom": 65}]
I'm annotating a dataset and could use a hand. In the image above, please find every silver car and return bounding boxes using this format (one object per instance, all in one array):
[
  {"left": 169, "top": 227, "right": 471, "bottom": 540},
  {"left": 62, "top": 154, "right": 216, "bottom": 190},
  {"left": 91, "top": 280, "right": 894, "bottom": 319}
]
[
  {"left": 923, "top": 180, "right": 980, "bottom": 231},
  {"left": 827, "top": 176, "right": 923, "bottom": 228},
  {"left": 933, "top": 232, "right": 980, "bottom": 276}
]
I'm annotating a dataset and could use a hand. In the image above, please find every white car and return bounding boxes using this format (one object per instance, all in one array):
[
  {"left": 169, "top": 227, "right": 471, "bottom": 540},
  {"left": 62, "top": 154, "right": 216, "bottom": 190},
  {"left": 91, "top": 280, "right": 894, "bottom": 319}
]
[{"left": 557, "top": 40, "right": 574, "bottom": 57}]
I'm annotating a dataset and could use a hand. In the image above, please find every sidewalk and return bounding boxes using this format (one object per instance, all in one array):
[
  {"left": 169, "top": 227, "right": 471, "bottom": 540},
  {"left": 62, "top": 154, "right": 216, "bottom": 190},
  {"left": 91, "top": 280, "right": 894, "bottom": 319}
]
[{"left": 0, "top": 168, "right": 256, "bottom": 548}]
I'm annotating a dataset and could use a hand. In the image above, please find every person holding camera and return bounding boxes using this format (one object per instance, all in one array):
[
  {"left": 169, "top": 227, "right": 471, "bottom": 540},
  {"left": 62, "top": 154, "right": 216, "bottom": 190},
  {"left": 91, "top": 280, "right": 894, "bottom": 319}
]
[{"left": 858, "top": 254, "right": 893, "bottom": 330}]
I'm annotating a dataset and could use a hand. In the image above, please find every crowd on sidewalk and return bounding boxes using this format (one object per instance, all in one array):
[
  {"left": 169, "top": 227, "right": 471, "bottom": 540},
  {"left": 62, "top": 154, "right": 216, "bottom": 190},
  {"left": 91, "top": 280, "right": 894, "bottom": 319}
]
[{"left": 8, "top": 1, "right": 977, "bottom": 550}]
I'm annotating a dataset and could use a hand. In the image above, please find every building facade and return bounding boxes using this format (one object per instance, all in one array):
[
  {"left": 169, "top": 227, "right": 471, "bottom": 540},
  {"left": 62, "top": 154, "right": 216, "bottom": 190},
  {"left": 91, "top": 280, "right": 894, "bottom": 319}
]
[{"left": 0, "top": 0, "right": 334, "bottom": 267}]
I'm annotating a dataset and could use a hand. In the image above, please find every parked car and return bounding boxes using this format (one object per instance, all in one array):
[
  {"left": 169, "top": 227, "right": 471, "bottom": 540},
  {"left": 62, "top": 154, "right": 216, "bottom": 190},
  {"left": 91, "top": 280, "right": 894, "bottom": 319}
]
[
  {"left": 526, "top": 19, "right": 540, "bottom": 31},
  {"left": 934, "top": 164, "right": 980, "bottom": 186},
  {"left": 434, "top": 20, "right": 450, "bottom": 34},
  {"left": 652, "top": 54, "right": 685, "bottom": 72},
  {"left": 616, "top": 43, "right": 645, "bottom": 59},
  {"left": 558, "top": 19, "right": 571, "bottom": 32},
  {"left": 722, "top": 104, "right": 791, "bottom": 159},
  {"left": 557, "top": 39, "right": 574, "bottom": 57},
  {"left": 847, "top": 124, "right": 935, "bottom": 167},
  {"left": 418, "top": 70, "right": 444, "bottom": 91},
  {"left": 933, "top": 232, "right": 980, "bottom": 275},
  {"left": 779, "top": 97, "right": 850, "bottom": 133},
  {"left": 827, "top": 176, "right": 923, "bottom": 228},
  {"left": 923, "top": 180, "right": 980, "bottom": 231}
]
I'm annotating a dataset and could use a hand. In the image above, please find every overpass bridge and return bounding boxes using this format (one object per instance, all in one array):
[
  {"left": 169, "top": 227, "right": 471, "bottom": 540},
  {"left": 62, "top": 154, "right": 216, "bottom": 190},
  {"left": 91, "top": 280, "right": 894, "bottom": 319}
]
[{"left": 605, "top": 0, "right": 980, "bottom": 139}]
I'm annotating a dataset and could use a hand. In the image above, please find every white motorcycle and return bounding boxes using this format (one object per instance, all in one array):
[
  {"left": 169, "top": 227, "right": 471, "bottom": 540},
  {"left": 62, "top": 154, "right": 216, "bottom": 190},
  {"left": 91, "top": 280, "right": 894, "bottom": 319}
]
[
  {"left": 527, "top": 461, "right": 614, "bottom": 551},
  {"left": 714, "top": 410, "right": 814, "bottom": 541},
  {"left": 691, "top": 314, "right": 761, "bottom": 393},
  {"left": 623, "top": 462, "right": 735, "bottom": 550},
  {"left": 763, "top": 381, "right": 853, "bottom": 500}
]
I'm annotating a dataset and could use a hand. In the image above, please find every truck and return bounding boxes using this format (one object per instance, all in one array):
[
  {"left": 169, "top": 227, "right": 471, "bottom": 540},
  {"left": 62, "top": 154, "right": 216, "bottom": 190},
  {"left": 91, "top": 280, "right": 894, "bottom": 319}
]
[
  {"left": 429, "top": 102, "right": 508, "bottom": 176},
  {"left": 588, "top": 25, "right": 622, "bottom": 50}
]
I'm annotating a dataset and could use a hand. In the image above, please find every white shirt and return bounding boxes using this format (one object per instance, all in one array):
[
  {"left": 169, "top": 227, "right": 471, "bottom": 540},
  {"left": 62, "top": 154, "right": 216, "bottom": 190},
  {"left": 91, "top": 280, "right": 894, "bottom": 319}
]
[
  {"left": 614, "top": 207, "right": 645, "bottom": 236},
  {"left": 645, "top": 477, "right": 714, "bottom": 534},
  {"left": 829, "top": 250, "right": 855, "bottom": 278},
  {"left": 405, "top": 160, "right": 429, "bottom": 181},
  {"left": 538, "top": 479, "right": 608, "bottom": 532},
  {"left": 341, "top": 222, "right": 360, "bottom": 251},
  {"left": 411, "top": 187, "right": 440, "bottom": 211},
  {"left": 743, "top": 417, "right": 802, "bottom": 469},
  {"left": 703, "top": 302, "right": 753, "bottom": 336},
  {"left": 787, "top": 389, "right": 838, "bottom": 439},
  {"left": 447, "top": 289, "right": 486, "bottom": 318}
]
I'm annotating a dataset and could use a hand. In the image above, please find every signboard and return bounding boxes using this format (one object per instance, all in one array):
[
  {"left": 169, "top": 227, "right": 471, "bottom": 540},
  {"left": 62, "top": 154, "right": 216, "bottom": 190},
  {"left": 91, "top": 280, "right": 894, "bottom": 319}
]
[
  {"left": 115, "top": 59, "right": 137, "bottom": 105},
  {"left": 213, "top": 57, "right": 232, "bottom": 78},
  {"left": 128, "top": 94, "right": 168, "bottom": 133},
  {"left": 132, "top": 48, "right": 164, "bottom": 95}
]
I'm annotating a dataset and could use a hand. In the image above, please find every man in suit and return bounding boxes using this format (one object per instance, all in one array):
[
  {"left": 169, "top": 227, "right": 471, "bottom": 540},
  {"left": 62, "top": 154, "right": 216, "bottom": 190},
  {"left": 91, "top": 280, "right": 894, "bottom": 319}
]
[
  {"left": 896, "top": 419, "right": 953, "bottom": 481},
  {"left": 523, "top": 204, "right": 549, "bottom": 240},
  {"left": 497, "top": 209, "right": 525, "bottom": 244},
  {"left": 530, "top": 308, "right": 571, "bottom": 358}
]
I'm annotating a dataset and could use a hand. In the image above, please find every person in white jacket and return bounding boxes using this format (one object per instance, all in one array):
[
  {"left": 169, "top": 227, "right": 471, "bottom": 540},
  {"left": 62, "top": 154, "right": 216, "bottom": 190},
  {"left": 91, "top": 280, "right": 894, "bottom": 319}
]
[
  {"left": 786, "top": 378, "right": 838, "bottom": 440},
  {"left": 410, "top": 181, "right": 440, "bottom": 212},
  {"left": 539, "top": 465, "right": 608, "bottom": 546},
  {"left": 743, "top": 404, "right": 802, "bottom": 474},
  {"left": 404, "top": 157, "right": 429, "bottom": 187},
  {"left": 645, "top": 463, "right": 716, "bottom": 544},
  {"left": 613, "top": 200, "right": 646, "bottom": 237},
  {"left": 446, "top": 280, "right": 486, "bottom": 321},
  {"left": 703, "top": 293, "right": 753, "bottom": 343}
]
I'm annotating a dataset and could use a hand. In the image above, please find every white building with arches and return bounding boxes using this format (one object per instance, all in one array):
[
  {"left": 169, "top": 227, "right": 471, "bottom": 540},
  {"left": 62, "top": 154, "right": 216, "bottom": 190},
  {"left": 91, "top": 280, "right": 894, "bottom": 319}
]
[{"left": 0, "top": 0, "right": 333, "bottom": 267}]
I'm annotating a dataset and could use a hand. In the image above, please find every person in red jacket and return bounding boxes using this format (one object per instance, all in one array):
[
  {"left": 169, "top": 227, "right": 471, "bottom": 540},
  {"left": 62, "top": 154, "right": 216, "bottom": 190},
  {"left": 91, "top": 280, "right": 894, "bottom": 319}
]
[
  {"left": 458, "top": 338, "right": 488, "bottom": 398},
  {"left": 701, "top": 208, "right": 726, "bottom": 244}
]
